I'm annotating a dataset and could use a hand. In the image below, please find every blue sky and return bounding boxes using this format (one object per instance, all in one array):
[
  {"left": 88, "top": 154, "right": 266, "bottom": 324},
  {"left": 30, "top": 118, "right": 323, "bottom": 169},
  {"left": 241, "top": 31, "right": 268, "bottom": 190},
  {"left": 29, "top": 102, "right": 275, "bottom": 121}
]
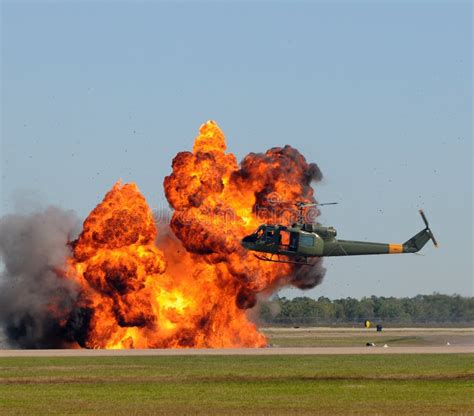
[{"left": 1, "top": 1, "right": 472, "bottom": 299}]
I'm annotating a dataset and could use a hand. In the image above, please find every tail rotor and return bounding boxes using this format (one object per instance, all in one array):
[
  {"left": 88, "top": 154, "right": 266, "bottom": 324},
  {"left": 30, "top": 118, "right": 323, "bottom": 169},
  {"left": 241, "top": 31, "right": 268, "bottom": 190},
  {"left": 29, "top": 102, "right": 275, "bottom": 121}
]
[{"left": 419, "top": 209, "right": 438, "bottom": 248}]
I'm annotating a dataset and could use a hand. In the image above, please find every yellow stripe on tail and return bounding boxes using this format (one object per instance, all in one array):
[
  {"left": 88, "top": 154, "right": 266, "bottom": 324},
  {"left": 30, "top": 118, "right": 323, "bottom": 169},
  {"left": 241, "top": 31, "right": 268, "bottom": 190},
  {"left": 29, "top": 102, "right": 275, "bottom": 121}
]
[{"left": 389, "top": 244, "right": 403, "bottom": 254}]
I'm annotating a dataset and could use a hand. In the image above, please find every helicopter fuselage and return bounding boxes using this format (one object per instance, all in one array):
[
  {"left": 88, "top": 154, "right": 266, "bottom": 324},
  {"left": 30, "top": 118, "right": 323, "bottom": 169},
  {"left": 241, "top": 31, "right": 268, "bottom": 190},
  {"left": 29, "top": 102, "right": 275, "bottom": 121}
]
[{"left": 241, "top": 210, "right": 437, "bottom": 264}]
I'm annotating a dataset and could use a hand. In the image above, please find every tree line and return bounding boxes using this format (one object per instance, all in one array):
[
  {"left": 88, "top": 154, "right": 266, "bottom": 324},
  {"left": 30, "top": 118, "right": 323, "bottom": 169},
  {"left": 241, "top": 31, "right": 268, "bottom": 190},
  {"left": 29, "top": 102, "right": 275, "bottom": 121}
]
[{"left": 259, "top": 294, "right": 474, "bottom": 326}]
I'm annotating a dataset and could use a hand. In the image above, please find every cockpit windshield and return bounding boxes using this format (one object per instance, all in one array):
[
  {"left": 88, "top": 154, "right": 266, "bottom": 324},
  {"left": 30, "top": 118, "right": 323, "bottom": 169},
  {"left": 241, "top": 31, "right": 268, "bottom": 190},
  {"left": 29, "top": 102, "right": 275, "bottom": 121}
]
[{"left": 242, "top": 226, "right": 265, "bottom": 243}]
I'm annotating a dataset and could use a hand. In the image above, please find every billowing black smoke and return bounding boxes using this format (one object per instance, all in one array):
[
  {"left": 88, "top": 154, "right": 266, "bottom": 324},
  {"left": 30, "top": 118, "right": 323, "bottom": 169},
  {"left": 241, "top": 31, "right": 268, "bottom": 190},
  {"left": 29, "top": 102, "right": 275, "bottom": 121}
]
[{"left": 0, "top": 207, "right": 80, "bottom": 348}]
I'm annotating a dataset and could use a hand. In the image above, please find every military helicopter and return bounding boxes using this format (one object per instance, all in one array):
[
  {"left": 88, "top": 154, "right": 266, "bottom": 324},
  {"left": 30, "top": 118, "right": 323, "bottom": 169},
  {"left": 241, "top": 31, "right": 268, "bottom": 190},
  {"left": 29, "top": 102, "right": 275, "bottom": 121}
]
[{"left": 241, "top": 202, "right": 438, "bottom": 265}]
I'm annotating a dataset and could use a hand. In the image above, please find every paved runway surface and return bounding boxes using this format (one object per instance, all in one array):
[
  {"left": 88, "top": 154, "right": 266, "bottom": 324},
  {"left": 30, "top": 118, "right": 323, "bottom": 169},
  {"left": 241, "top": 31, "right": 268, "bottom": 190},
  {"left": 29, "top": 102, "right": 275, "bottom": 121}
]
[{"left": 0, "top": 346, "right": 473, "bottom": 357}]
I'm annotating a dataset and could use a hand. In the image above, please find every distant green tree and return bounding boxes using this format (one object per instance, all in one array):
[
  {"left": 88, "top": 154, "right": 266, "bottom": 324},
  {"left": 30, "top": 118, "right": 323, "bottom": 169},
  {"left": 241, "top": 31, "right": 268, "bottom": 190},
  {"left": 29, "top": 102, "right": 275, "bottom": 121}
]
[{"left": 261, "top": 293, "right": 473, "bottom": 325}]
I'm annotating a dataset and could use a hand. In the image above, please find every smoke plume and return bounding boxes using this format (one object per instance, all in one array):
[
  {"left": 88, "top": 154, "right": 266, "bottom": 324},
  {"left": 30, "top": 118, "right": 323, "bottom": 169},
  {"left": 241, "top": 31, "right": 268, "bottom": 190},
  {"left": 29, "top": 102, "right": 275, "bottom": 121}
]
[{"left": 0, "top": 207, "right": 79, "bottom": 347}]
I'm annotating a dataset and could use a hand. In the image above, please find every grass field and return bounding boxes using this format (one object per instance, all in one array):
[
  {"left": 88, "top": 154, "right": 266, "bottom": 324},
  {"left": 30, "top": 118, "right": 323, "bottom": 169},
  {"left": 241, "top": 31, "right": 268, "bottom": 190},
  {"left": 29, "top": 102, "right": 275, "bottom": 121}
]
[{"left": 1, "top": 354, "right": 473, "bottom": 415}]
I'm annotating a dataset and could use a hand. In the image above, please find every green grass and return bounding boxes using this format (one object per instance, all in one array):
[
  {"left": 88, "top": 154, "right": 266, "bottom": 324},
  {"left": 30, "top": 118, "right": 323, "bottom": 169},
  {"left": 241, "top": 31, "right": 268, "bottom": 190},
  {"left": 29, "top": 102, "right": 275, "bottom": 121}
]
[{"left": 0, "top": 355, "right": 473, "bottom": 415}]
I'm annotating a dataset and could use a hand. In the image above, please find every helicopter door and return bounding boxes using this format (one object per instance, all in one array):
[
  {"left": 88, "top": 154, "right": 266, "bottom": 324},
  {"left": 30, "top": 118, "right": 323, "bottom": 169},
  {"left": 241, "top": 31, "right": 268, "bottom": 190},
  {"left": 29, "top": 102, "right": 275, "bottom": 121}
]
[
  {"left": 278, "top": 230, "right": 292, "bottom": 251},
  {"left": 280, "top": 230, "right": 290, "bottom": 246}
]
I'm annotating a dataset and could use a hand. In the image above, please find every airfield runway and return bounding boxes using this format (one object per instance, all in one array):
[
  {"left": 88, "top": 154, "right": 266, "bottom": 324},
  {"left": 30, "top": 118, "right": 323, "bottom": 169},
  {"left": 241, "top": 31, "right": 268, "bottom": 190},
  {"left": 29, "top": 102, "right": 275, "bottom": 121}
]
[
  {"left": 0, "top": 345, "right": 473, "bottom": 357},
  {"left": 1, "top": 327, "right": 473, "bottom": 356}
]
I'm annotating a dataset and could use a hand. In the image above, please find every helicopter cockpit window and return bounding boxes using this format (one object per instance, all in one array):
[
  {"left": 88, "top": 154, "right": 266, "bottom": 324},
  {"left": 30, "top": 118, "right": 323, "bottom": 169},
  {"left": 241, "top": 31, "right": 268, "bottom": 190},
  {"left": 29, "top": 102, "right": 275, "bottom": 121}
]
[{"left": 299, "top": 234, "right": 314, "bottom": 247}]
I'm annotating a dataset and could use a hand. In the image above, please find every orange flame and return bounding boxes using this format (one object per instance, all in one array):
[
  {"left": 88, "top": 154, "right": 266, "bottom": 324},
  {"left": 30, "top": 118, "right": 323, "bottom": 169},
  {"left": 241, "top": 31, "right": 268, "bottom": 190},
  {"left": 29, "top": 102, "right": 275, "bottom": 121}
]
[{"left": 66, "top": 121, "right": 322, "bottom": 348}]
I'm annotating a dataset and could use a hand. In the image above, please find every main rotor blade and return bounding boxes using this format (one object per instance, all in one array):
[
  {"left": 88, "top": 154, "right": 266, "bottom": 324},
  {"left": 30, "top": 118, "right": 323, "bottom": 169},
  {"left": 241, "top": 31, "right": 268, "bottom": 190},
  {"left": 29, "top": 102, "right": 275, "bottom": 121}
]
[{"left": 295, "top": 202, "right": 338, "bottom": 207}]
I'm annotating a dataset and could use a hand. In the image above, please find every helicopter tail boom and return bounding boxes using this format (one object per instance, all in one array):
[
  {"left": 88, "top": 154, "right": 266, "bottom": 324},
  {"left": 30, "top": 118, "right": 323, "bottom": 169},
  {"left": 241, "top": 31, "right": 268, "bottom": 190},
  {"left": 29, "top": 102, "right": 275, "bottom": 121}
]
[{"left": 321, "top": 210, "right": 437, "bottom": 256}]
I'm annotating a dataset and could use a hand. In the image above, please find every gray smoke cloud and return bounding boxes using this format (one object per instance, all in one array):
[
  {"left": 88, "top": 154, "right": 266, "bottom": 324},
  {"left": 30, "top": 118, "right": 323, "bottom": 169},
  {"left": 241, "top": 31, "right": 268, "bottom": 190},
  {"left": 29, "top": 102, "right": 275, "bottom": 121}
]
[
  {"left": 291, "top": 258, "right": 326, "bottom": 290},
  {"left": 0, "top": 207, "right": 80, "bottom": 348}
]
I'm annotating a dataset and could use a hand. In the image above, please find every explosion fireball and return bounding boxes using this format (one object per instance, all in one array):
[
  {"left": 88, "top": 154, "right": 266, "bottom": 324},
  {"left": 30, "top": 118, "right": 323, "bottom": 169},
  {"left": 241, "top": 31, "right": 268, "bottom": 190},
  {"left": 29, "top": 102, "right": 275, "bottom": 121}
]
[{"left": 0, "top": 121, "right": 325, "bottom": 349}]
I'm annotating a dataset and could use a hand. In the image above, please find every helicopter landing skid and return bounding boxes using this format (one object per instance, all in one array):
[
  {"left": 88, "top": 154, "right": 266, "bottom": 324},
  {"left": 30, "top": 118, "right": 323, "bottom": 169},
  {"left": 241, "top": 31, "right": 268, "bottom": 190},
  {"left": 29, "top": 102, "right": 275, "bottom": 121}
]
[{"left": 253, "top": 253, "right": 311, "bottom": 266}]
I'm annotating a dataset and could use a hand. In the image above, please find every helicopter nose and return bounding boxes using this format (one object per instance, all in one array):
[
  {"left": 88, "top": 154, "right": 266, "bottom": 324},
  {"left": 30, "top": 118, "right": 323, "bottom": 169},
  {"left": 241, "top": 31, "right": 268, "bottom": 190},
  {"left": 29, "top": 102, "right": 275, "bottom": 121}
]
[
  {"left": 241, "top": 240, "right": 250, "bottom": 249},
  {"left": 241, "top": 234, "right": 256, "bottom": 248}
]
